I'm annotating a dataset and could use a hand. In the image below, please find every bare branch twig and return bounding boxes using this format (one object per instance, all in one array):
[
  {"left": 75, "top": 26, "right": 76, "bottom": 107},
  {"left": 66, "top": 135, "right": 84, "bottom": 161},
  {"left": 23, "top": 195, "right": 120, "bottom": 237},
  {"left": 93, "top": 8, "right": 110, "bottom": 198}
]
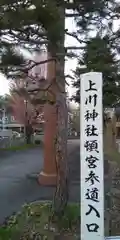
[{"left": 65, "top": 29, "right": 87, "bottom": 44}]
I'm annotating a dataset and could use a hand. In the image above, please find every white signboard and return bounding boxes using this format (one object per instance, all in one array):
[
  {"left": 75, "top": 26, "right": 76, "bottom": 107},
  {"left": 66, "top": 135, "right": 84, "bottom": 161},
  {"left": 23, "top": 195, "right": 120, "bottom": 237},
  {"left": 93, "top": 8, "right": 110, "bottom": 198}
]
[{"left": 80, "top": 72, "right": 104, "bottom": 240}]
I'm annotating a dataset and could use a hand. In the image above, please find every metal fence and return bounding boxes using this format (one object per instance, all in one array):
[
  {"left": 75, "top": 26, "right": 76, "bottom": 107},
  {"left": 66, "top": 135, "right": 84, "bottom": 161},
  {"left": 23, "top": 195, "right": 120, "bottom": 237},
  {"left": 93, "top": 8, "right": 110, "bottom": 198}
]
[{"left": 0, "top": 136, "right": 25, "bottom": 148}]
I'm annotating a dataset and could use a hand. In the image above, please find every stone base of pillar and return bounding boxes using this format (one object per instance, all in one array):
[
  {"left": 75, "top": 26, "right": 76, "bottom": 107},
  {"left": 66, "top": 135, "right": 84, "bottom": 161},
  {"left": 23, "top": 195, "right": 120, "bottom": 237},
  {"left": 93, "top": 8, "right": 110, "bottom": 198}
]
[{"left": 38, "top": 171, "right": 57, "bottom": 186}]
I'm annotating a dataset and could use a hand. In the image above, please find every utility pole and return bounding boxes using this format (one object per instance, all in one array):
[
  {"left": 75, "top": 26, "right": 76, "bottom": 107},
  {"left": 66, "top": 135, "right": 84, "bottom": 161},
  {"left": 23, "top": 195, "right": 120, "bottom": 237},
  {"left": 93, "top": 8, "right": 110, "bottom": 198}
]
[
  {"left": 24, "top": 99, "right": 28, "bottom": 143},
  {"left": 2, "top": 108, "right": 5, "bottom": 130}
]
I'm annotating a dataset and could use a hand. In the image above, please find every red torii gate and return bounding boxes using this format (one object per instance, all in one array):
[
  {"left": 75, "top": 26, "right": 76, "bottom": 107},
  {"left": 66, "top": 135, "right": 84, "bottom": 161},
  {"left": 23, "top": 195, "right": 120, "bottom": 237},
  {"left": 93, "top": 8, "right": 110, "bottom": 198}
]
[{"left": 27, "top": 52, "right": 58, "bottom": 186}]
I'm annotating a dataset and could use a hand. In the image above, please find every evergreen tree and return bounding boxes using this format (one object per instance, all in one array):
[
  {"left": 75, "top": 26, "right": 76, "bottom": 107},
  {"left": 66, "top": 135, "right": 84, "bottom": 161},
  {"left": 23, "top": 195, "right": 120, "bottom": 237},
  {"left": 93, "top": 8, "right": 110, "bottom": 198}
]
[
  {"left": 0, "top": 0, "right": 68, "bottom": 218},
  {"left": 73, "top": 36, "right": 120, "bottom": 106}
]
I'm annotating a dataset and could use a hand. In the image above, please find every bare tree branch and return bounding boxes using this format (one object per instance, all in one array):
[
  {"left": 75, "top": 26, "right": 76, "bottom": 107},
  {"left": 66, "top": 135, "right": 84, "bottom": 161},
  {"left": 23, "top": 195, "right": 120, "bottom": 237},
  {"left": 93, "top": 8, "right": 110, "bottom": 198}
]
[
  {"left": 1, "top": 57, "right": 56, "bottom": 76},
  {"left": 65, "top": 29, "right": 87, "bottom": 44},
  {"left": 65, "top": 46, "right": 84, "bottom": 50},
  {"left": 65, "top": 74, "right": 74, "bottom": 80},
  {"left": 65, "top": 13, "right": 80, "bottom": 17}
]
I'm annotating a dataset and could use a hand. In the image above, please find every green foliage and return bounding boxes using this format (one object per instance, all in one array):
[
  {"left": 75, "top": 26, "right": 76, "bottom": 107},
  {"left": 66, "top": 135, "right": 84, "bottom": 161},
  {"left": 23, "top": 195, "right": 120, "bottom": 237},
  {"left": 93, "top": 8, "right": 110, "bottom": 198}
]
[
  {"left": 0, "top": 0, "right": 65, "bottom": 78},
  {"left": 0, "top": 228, "right": 13, "bottom": 240},
  {"left": 0, "top": 0, "right": 118, "bottom": 76},
  {"left": 0, "top": 202, "right": 80, "bottom": 239},
  {"left": 73, "top": 36, "right": 120, "bottom": 106},
  {"left": 76, "top": 0, "right": 120, "bottom": 32},
  {"left": 72, "top": 0, "right": 120, "bottom": 106},
  {"left": 1, "top": 47, "right": 25, "bottom": 67},
  {"left": 56, "top": 203, "right": 80, "bottom": 230}
]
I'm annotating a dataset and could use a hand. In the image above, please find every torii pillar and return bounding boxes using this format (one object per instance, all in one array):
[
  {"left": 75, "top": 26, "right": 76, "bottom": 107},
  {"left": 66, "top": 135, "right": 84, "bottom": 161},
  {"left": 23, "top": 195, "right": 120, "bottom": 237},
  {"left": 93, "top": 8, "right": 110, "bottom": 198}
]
[{"left": 38, "top": 55, "right": 57, "bottom": 186}]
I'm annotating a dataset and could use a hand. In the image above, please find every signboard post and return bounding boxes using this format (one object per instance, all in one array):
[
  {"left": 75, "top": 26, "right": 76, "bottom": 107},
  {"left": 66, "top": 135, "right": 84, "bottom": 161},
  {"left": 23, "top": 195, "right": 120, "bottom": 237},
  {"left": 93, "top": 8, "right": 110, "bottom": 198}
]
[{"left": 80, "top": 72, "right": 104, "bottom": 240}]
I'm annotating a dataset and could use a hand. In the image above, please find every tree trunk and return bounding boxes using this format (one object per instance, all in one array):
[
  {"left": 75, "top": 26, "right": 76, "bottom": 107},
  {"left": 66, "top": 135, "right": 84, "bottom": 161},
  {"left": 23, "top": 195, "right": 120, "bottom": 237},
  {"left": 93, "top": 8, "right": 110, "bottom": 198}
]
[
  {"left": 53, "top": 92, "right": 68, "bottom": 217},
  {"left": 104, "top": 114, "right": 117, "bottom": 153},
  {"left": 25, "top": 124, "right": 33, "bottom": 144},
  {"left": 47, "top": 5, "right": 68, "bottom": 217},
  {"left": 26, "top": 133, "right": 31, "bottom": 144}
]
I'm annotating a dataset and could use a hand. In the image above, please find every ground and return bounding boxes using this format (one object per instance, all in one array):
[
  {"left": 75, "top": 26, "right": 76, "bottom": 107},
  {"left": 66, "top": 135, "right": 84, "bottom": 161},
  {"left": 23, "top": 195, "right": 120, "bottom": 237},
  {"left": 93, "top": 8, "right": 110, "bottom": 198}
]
[
  {"left": 0, "top": 138, "right": 115, "bottom": 236},
  {"left": 0, "top": 139, "right": 80, "bottom": 224}
]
